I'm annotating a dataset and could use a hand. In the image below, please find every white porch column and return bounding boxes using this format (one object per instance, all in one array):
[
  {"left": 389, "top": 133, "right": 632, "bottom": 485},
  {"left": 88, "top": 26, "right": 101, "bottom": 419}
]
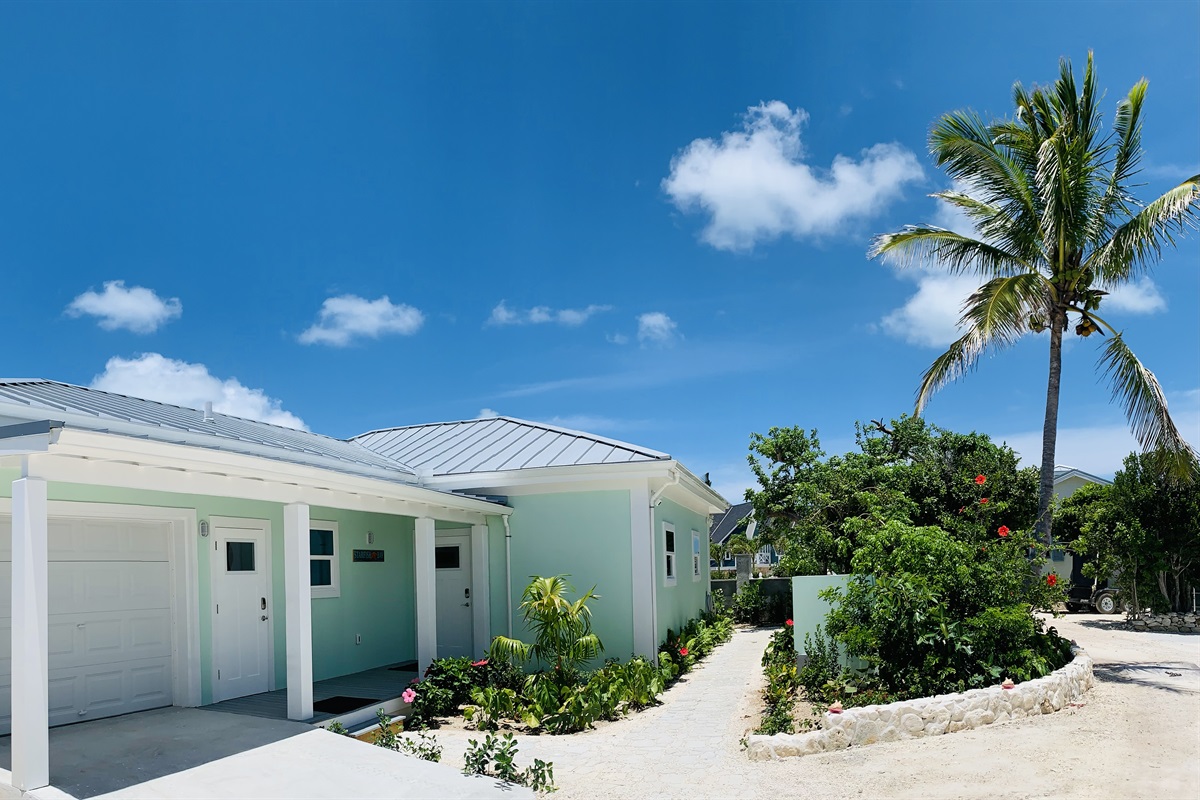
[
  {"left": 283, "top": 502, "right": 313, "bottom": 721},
  {"left": 470, "top": 523, "right": 490, "bottom": 657},
  {"left": 12, "top": 475, "right": 49, "bottom": 791},
  {"left": 414, "top": 517, "right": 437, "bottom": 674}
]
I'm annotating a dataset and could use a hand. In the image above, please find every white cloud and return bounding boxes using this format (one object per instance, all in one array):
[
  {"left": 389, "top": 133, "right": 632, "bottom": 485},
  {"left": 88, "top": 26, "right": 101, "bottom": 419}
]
[
  {"left": 662, "top": 101, "right": 924, "bottom": 250},
  {"left": 1102, "top": 277, "right": 1166, "bottom": 314},
  {"left": 487, "top": 301, "right": 611, "bottom": 327},
  {"left": 90, "top": 353, "right": 307, "bottom": 429},
  {"left": 637, "top": 312, "right": 679, "bottom": 346},
  {"left": 476, "top": 408, "right": 500, "bottom": 419},
  {"left": 299, "top": 295, "right": 424, "bottom": 347},
  {"left": 880, "top": 184, "right": 983, "bottom": 348},
  {"left": 66, "top": 280, "right": 182, "bottom": 334},
  {"left": 606, "top": 332, "right": 630, "bottom": 345},
  {"left": 881, "top": 273, "right": 981, "bottom": 347}
]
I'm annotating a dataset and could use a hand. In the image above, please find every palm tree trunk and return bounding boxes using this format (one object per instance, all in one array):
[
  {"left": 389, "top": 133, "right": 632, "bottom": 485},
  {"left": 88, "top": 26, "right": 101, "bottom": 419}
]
[{"left": 1035, "top": 310, "right": 1065, "bottom": 549}]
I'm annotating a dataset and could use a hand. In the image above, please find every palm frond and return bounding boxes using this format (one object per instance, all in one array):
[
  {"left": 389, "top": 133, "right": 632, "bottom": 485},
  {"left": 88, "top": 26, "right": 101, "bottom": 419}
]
[
  {"left": 1097, "top": 333, "right": 1199, "bottom": 481},
  {"left": 929, "top": 111, "right": 1039, "bottom": 224},
  {"left": 869, "top": 226, "right": 1029, "bottom": 277},
  {"left": 489, "top": 635, "right": 533, "bottom": 665},
  {"left": 1090, "top": 78, "right": 1147, "bottom": 243},
  {"left": 1087, "top": 176, "right": 1200, "bottom": 283},
  {"left": 915, "top": 274, "right": 1050, "bottom": 414}
]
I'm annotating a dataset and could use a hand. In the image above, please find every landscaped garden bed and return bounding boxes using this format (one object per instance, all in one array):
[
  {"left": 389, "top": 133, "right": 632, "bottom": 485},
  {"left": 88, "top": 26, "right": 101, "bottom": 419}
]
[{"left": 403, "top": 575, "right": 735, "bottom": 736}]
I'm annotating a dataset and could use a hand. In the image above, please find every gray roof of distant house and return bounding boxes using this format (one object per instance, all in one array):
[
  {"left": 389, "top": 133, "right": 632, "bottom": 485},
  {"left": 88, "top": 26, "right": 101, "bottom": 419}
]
[
  {"left": 709, "top": 502, "right": 752, "bottom": 545},
  {"left": 353, "top": 416, "right": 670, "bottom": 476},
  {"left": 0, "top": 379, "right": 419, "bottom": 483},
  {"left": 1053, "top": 465, "right": 1113, "bottom": 486}
]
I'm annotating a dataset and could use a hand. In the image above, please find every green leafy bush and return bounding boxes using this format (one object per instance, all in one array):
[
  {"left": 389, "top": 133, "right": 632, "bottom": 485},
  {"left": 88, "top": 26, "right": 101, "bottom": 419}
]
[
  {"left": 756, "top": 625, "right": 801, "bottom": 735},
  {"left": 463, "top": 733, "right": 556, "bottom": 794}
]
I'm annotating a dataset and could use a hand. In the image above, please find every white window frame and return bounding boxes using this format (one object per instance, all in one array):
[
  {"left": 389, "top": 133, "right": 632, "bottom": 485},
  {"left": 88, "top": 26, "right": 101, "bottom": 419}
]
[
  {"left": 310, "top": 520, "right": 340, "bottom": 599},
  {"left": 692, "top": 530, "right": 702, "bottom": 581},
  {"left": 663, "top": 522, "right": 677, "bottom": 586}
]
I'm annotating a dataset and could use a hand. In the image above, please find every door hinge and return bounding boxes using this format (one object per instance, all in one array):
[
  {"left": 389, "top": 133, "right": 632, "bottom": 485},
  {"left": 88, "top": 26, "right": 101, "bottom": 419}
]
[{"left": 218, "top": 669, "right": 221, "bottom": 679}]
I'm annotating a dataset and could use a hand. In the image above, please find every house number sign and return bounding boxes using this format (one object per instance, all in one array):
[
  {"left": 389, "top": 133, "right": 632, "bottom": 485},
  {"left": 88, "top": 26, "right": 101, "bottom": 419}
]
[{"left": 353, "top": 549, "right": 385, "bottom": 562}]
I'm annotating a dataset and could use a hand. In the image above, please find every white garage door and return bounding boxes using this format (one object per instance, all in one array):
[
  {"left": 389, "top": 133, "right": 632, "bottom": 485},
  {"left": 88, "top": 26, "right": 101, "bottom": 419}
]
[{"left": 0, "top": 515, "right": 174, "bottom": 734}]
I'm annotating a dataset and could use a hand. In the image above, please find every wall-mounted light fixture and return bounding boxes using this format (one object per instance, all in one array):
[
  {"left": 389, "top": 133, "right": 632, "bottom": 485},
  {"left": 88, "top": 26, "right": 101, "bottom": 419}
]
[
  {"left": 200, "top": 520, "right": 210, "bottom": 537},
  {"left": 366, "top": 530, "right": 375, "bottom": 545}
]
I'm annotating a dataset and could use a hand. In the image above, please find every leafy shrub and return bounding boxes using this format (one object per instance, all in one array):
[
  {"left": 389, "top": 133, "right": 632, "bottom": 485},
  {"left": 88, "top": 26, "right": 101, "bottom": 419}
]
[
  {"left": 489, "top": 576, "right": 603, "bottom": 687},
  {"left": 756, "top": 625, "right": 801, "bottom": 735},
  {"left": 463, "top": 733, "right": 556, "bottom": 794}
]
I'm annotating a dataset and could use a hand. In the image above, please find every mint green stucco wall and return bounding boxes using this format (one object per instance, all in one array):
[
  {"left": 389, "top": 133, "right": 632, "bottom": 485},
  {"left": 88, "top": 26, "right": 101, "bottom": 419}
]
[
  {"left": 503, "top": 490, "right": 634, "bottom": 663},
  {"left": 653, "top": 498, "right": 711, "bottom": 642},
  {"left": 0, "top": 474, "right": 418, "bottom": 705}
]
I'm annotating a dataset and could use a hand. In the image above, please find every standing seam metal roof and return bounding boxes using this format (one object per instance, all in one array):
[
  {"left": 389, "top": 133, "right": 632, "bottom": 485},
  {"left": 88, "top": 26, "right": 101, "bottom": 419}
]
[
  {"left": 0, "top": 379, "right": 419, "bottom": 482},
  {"left": 352, "top": 416, "right": 670, "bottom": 475}
]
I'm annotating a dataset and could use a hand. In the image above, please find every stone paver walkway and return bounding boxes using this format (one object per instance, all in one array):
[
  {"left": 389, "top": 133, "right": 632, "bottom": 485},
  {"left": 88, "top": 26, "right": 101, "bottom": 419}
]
[{"left": 418, "top": 626, "right": 798, "bottom": 799}]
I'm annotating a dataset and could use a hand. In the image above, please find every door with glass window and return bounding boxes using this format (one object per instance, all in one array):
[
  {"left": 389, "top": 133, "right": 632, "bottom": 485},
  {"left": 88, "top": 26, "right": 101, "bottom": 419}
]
[
  {"left": 434, "top": 534, "right": 473, "bottom": 658},
  {"left": 212, "top": 524, "right": 271, "bottom": 701}
]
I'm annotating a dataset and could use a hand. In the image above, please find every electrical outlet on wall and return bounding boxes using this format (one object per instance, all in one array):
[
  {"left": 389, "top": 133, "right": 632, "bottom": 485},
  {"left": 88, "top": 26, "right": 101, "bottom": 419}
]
[{"left": 355, "top": 634, "right": 362, "bottom": 645}]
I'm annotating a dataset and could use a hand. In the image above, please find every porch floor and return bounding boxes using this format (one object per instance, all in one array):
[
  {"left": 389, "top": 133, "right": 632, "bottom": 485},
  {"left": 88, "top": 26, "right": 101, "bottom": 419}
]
[{"left": 206, "top": 662, "right": 419, "bottom": 724}]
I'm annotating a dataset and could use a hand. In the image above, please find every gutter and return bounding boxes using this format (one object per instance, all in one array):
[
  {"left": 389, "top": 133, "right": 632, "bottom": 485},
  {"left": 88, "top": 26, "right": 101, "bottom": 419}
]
[{"left": 503, "top": 515, "right": 514, "bottom": 638}]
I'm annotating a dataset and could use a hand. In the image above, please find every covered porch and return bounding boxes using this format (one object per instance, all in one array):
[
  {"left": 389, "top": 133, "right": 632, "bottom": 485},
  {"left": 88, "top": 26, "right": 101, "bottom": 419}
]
[
  {"left": 207, "top": 661, "right": 419, "bottom": 726},
  {"left": 1, "top": 419, "right": 509, "bottom": 794}
]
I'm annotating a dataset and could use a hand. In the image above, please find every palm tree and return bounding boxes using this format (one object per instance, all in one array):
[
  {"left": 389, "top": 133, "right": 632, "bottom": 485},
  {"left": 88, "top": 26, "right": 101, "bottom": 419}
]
[
  {"left": 489, "top": 575, "right": 602, "bottom": 684},
  {"left": 870, "top": 53, "right": 1200, "bottom": 546}
]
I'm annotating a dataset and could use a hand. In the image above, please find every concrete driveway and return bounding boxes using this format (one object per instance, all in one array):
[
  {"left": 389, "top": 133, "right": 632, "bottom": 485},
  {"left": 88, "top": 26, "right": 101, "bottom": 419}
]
[{"left": 0, "top": 707, "right": 530, "bottom": 800}]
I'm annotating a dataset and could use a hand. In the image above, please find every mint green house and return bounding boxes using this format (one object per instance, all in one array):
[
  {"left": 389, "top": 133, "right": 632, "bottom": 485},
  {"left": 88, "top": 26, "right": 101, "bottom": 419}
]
[{"left": 0, "top": 380, "right": 725, "bottom": 792}]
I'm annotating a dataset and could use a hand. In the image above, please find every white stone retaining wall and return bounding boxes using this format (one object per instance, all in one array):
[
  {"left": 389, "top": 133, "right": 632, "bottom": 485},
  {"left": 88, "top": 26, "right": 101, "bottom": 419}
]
[
  {"left": 746, "top": 648, "right": 1093, "bottom": 760},
  {"left": 1128, "top": 612, "right": 1198, "bottom": 634}
]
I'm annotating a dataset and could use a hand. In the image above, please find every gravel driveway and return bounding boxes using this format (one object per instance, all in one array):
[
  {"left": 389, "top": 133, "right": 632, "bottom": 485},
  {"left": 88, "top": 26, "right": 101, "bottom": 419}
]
[{"left": 419, "top": 614, "right": 1199, "bottom": 800}]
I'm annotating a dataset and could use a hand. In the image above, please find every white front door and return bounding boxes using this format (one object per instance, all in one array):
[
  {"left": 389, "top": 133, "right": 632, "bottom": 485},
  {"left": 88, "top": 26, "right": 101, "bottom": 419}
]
[
  {"left": 434, "top": 534, "right": 473, "bottom": 659},
  {"left": 212, "top": 524, "right": 271, "bottom": 701}
]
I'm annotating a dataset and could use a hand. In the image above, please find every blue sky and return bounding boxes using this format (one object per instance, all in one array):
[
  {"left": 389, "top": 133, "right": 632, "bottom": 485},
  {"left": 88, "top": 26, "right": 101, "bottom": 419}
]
[{"left": 2, "top": 1, "right": 1197, "bottom": 502}]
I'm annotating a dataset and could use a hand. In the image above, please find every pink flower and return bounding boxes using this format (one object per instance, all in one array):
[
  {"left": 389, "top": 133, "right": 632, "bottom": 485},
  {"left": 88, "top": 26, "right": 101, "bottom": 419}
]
[
  {"left": 785, "top": 619, "right": 794, "bottom": 627},
  {"left": 402, "top": 688, "right": 416, "bottom": 704},
  {"left": 1002, "top": 678, "right": 1015, "bottom": 690},
  {"left": 472, "top": 659, "right": 489, "bottom": 667},
  {"left": 409, "top": 678, "right": 420, "bottom": 685},
  {"left": 827, "top": 701, "right": 843, "bottom": 714}
]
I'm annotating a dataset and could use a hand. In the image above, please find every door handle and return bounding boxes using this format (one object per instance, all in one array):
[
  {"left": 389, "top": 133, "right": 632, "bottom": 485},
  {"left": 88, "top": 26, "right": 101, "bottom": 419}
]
[
  {"left": 261, "top": 615, "right": 269, "bottom": 621},
  {"left": 462, "top": 602, "right": 470, "bottom": 607}
]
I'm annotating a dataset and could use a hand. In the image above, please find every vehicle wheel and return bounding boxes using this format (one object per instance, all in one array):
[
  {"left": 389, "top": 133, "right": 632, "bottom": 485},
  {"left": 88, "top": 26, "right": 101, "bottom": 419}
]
[{"left": 1094, "top": 593, "right": 1118, "bottom": 614}]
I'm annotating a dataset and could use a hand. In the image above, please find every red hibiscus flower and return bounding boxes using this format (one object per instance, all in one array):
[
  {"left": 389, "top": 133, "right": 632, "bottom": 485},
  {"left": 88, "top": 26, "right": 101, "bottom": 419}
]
[
  {"left": 975, "top": 474, "right": 987, "bottom": 485},
  {"left": 997, "top": 526, "right": 1010, "bottom": 537},
  {"left": 980, "top": 498, "right": 989, "bottom": 504},
  {"left": 679, "top": 647, "right": 689, "bottom": 657},
  {"left": 1047, "top": 574, "right": 1058, "bottom": 587},
  {"left": 785, "top": 619, "right": 794, "bottom": 627},
  {"left": 471, "top": 659, "right": 489, "bottom": 667}
]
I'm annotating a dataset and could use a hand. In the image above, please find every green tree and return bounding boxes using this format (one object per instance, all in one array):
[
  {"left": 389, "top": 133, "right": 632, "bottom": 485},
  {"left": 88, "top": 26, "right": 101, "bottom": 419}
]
[
  {"left": 489, "top": 576, "right": 603, "bottom": 685},
  {"left": 870, "top": 53, "right": 1200, "bottom": 545},
  {"left": 746, "top": 416, "right": 1037, "bottom": 574}
]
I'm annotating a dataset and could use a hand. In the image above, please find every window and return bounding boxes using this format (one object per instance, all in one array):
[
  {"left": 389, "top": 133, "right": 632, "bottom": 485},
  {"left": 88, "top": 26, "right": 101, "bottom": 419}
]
[
  {"left": 435, "top": 545, "right": 461, "bottom": 570},
  {"left": 692, "top": 531, "right": 702, "bottom": 580},
  {"left": 664, "top": 523, "right": 676, "bottom": 585},
  {"left": 226, "top": 541, "right": 256, "bottom": 572},
  {"left": 310, "top": 521, "right": 340, "bottom": 598}
]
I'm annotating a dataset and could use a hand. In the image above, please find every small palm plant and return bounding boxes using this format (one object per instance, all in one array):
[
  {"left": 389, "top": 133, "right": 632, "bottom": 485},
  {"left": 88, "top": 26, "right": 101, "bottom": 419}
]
[{"left": 489, "top": 575, "right": 603, "bottom": 686}]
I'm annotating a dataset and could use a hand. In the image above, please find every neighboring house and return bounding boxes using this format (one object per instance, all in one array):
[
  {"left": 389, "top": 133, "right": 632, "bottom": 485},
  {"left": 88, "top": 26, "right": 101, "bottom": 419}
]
[
  {"left": 1053, "top": 465, "right": 1112, "bottom": 499},
  {"left": 708, "top": 501, "right": 778, "bottom": 574},
  {"left": 0, "top": 380, "right": 726, "bottom": 792}
]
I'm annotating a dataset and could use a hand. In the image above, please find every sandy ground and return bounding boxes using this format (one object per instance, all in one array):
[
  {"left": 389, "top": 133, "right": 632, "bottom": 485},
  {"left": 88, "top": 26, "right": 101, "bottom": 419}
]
[{"left": 411, "top": 614, "right": 1199, "bottom": 800}]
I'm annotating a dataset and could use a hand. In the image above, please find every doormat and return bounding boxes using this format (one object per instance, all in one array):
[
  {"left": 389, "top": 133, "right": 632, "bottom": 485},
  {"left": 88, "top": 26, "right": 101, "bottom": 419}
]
[
  {"left": 388, "top": 661, "right": 419, "bottom": 671},
  {"left": 313, "top": 696, "right": 379, "bottom": 715}
]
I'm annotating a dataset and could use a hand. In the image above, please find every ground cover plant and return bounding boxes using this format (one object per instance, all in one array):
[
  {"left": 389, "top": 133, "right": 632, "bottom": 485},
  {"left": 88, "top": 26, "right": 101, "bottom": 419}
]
[{"left": 405, "top": 575, "right": 735, "bottom": 735}]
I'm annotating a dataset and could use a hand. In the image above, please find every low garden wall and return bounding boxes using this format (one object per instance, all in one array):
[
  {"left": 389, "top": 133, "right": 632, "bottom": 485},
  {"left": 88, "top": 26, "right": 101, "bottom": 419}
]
[
  {"left": 746, "top": 646, "right": 1094, "bottom": 760},
  {"left": 1128, "top": 612, "right": 1199, "bottom": 633}
]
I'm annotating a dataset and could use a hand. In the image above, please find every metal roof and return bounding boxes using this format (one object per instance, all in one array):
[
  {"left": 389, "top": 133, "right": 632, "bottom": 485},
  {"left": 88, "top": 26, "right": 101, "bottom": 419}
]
[
  {"left": 0, "top": 379, "right": 419, "bottom": 484},
  {"left": 352, "top": 416, "right": 670, "bottom": 476}
]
